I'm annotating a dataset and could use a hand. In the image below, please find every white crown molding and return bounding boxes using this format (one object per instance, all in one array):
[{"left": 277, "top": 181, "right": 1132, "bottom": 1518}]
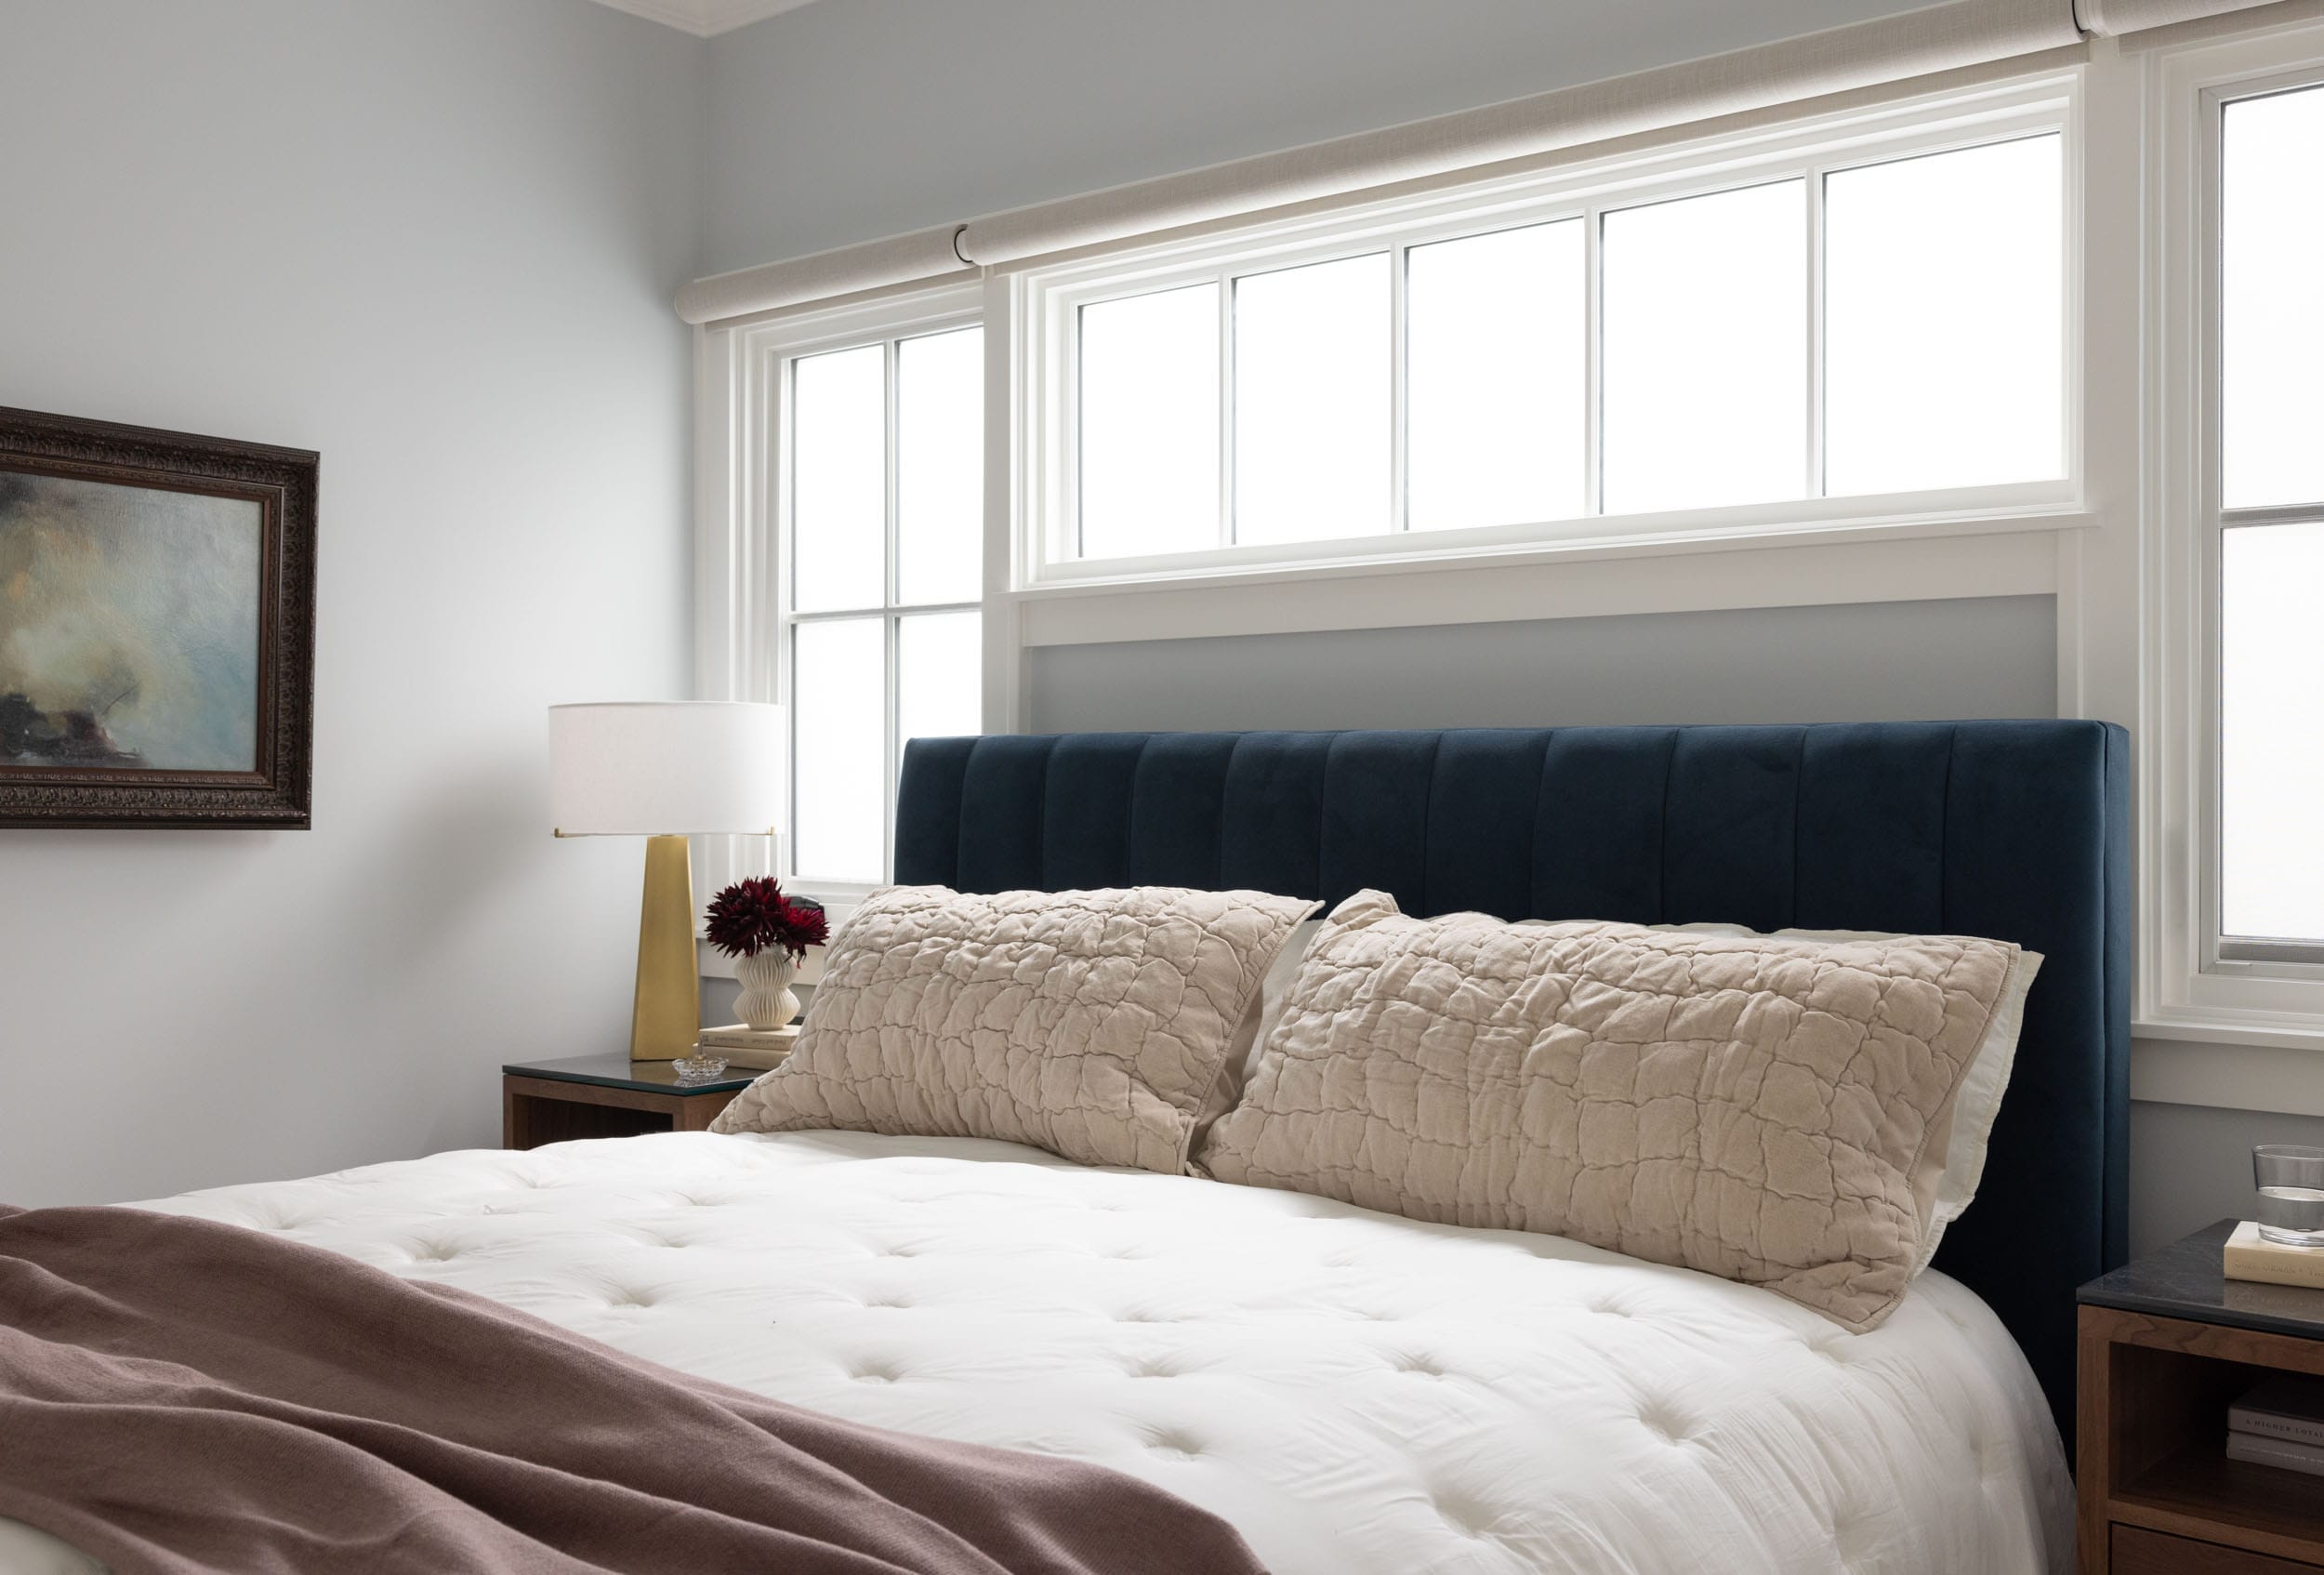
[{"left": 586, "top": 0, "right": 819, "bottom": 38}]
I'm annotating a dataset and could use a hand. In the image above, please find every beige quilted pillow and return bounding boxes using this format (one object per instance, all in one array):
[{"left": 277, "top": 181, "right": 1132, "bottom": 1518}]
[
  {"left": 712, "top": 885, "right": 1318, "bottom": 1174},
  {"left": 1195, "top": 890, "right": 2027, "bottom": 1330}
]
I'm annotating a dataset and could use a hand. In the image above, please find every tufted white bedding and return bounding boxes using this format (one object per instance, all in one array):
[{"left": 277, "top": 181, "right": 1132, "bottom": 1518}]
[{"left": 10, "top": 1131, "right": 2071, "bottom": 1575}]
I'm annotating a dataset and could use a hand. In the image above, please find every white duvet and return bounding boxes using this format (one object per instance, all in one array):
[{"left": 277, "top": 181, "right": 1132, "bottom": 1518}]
[{"left": 7, "top": 1131, "right": 2072, "bottom": 1574}]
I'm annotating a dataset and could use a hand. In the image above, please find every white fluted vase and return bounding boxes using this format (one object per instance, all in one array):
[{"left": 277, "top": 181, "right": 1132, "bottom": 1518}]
[{"left": 733, "top": 950, "right": 800, "bottom": 1030}]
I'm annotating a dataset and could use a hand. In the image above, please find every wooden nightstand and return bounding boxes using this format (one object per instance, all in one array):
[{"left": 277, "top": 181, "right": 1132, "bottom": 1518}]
[
  {"left": 501, "top": 1054, "right": 759, "bottom": 1150},
  {"left": 2079, "top": 1221, "right": 2324, "bottom": 1573}
]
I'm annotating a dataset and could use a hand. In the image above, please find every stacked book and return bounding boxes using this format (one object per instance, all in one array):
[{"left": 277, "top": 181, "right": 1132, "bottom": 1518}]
[
  {"left": 2229, "top": 1375, "right": 2324, "bottom": 1478},
  {"left": 2223, "top": 1220, "right": 2324, "bottom": 1290},
  {"left": 695, "top": 1023, "right": 801, "bottom": 1070}
]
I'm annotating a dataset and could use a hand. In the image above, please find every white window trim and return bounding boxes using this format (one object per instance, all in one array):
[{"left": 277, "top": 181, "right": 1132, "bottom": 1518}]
[
  {"left": 1007, "top": 70, "right": 2086, "bottom": 599},
  {"left": 2137, "top": 16, "right": 2324, "bottom": 1050},
  {"left": 693, "top": 282, "right": 991, "bottom": 929}
]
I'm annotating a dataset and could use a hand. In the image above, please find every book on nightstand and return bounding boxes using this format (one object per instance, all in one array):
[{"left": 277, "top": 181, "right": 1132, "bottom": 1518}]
[
  {"left": 2223, "top": 1219, "right": 2324, "bottom": 1290},
  {"left": 2228, "top": 1375, "right": 2324, "bottom": 1479},
  {"left": 694, "top": 1023, "right": 800, "bottom": 1069},
  {"left": 2227, "top": 1431, "right": 2324, "bottom": 1476},
  {"left": 2232, "top": 1374, "right": 2324, "bottom": 1447}
]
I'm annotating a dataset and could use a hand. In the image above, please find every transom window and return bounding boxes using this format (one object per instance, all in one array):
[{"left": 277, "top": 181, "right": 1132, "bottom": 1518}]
[
  {"left": 1034, "top": 107, "right": 2067, "bottom": 579},
  {"left": 782, "top": 324, "right": 984, "bottom": 885},
  {"left": 2215, "top": 78, "right": 2324, "bottom": 960}
]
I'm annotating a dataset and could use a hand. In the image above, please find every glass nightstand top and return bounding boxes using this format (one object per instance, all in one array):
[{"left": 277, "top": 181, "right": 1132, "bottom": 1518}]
[{"left": 502, "top": 1054, "right": 759, "bottom": 1095}]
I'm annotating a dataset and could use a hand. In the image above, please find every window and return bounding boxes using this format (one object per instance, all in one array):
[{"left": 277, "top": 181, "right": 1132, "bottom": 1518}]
[
  {"left": 1823, "top": 136, "right": 2064, "bottom": 496},
  {"left": 783, "top": 324, "right": 984, "bottom": 885},
  {"left": 2139, "top": 25, "right": 2324, "bottom": 1043},
  {"left": 1077, "top": 284, "right": 1219, "bottom": 561},
  {"left": 1601, "top": 179, "right": 1806, "bottom": 514},
  {"left": 1029, "top": 103, "right": 2067, "bottom": 581},
  {"left": 2216, "top": 80, "right": 2324, "bottom": 960},
  {"left": 1406, "top": 219, "right": 1586, "bottom": 531}
]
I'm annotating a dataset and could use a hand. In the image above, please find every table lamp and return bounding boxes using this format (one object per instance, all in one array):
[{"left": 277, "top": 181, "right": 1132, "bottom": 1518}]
[{"left": 549, "top": 702, "right": 785, "bottom": 1061}]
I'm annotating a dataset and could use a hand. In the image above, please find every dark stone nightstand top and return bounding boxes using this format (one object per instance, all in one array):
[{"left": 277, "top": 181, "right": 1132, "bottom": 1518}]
[
  {"left": 503, "top": 1054, "right": 758, "bottom": 1096},
  {"left": 2078, "top": 1218, "right": 2324, "bottom": 1341}
]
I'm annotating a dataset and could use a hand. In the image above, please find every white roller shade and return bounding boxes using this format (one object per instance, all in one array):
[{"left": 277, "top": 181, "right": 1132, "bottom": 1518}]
[
  {"left": 957, "top": 0, "right": 2080, "bottom": 269},
  {"left": 677, "top": 0, "right": 2177, "bottom": 325},
  {"left": 2079, "top": 0, "right": 2289, "bottom": 32},
  {"left": 675, "top": 223, "right": 971, "bottom": 326}
]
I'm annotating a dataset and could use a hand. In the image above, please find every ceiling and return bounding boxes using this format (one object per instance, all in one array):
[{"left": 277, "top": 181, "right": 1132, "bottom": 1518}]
[{"left": 587, "top": 0, "right": 819, "bottom": 37}]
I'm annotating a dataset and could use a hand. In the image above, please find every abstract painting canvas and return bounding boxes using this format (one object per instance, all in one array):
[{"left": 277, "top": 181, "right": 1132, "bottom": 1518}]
[
  {"left": 1, "top": 472, "right": 263, "bottom": 772},
  {"left": 0, "top": 407, "right": 316, "bottom": 828}
]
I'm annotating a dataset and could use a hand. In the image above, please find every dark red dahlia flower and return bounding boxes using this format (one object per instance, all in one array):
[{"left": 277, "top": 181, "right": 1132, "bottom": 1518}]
[{"left": 704, "top": 877, "right": 829, "bottom": 960}]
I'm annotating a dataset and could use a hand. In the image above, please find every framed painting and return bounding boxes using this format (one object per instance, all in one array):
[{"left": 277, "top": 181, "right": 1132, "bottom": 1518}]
[{"left": 0, "top": 406, "right": 316, "bottom": 828}]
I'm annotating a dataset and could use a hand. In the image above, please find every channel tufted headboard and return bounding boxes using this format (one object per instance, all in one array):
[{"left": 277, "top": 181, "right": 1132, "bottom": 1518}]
[{"left": 892, "top": 721, "right": 2130, "bottom": 1445}]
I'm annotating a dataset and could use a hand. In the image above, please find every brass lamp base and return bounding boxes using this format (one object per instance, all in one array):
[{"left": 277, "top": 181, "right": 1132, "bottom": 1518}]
[{"left": 630, "top": 833, "right": 701, "bottom": 1061}]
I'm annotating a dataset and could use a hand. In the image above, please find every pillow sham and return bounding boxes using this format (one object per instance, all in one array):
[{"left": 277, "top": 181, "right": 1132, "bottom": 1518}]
[
  {"left": 712, "top": 885, "right": 1319, "bottom": 1174},
  {"left": 1195, "top": 891, "right": 2032, "bottom": 1330},
  {"left": 1657, "top": 922, "right": 2042, "bottom": 1275}
]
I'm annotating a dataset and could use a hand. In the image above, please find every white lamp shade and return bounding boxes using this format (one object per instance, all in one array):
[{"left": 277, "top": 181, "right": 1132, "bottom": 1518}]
[{"left": 549, "top": 702, "right": 786, "bottom": 836}]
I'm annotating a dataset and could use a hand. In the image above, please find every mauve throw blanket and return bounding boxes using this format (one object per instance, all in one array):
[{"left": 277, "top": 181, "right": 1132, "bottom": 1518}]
[{"left": 0, "top": 1205, "right": 1268, "bottom": 1575}]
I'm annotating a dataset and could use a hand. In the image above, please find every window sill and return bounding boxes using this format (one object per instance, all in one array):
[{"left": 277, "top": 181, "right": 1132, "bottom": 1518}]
[
  {"left": 1013, "top": 508, "right": 2079, "bottom": 647},
  {"left": 1018, "top": 496, "right": 2092, "bottom": 601},
  {"left": 2134, "top": 1012, "right": 2324, "bottom": 1054}
]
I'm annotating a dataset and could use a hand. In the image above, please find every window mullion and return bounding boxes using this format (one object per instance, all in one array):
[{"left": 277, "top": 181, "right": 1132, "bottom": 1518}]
[
  {"left": 1584, "top": 205, "right": 1604, "bottom": 518},
  {"left": 885, "top": 338, "right": 902, "bottom": 610},
  {"left": 2222, "top": 502, "right": 2324, "bottom": 528},
  {"left": 882, "top": 338, "right": 901, "bottom": 881},
  {"left": 784, "top": 618, "right": 798, "bottom": 878},
  {"left": 882, "top": 612, "right": 900, "bottom": 883},
  {"left": 1066, "top": 302, "right": 1084, "bottom": 564},
  {"left": 1390, "top": 244, "right": 1409, "bottom": 534},
  {"left": 1807, "top": 165, "right": 1829, "bottom": 500},
  {"left": 1218, "top": 267, "right": 1235, "bottom": 549},
  {"left": 778, "top": 352, "right": 800, "bottom": 882},
  {"left": 787, "top": 604, "right": 904, "bottom": 622}
]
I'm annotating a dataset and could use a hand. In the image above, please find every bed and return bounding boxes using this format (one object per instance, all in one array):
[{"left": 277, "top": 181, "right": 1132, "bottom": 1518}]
[{"left": 4, "top": 721, "right": 2129, "bottom": 1574}]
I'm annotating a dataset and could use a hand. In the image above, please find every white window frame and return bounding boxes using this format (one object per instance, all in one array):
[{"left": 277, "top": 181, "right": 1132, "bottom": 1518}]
[
  {"left": 1009, "top": 72, "right": 2086, "bottom": 593},
  {"left": 693, "top": 282, "right": 987, "bottom": 930},
  {"left": 2140, "top": 17, "right": 2324, "bottom": 1049}
]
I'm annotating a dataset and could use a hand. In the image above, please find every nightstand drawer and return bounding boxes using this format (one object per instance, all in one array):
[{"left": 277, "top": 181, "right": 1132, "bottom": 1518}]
[{"left": 2116, "top": 1526, "right": 2322, "bottom": 1575}]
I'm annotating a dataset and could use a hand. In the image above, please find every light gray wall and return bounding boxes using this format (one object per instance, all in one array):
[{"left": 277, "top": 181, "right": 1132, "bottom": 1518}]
[
  {"left": 1029, "top": 597, "right": 2059, "bottom": 733},
  {"left": 2132, "top": 1105, "right": 2324, "bottom": 1257},
  {"left": 704, "top": 0, "right": 1936, "bottom": 274},
  {"left": 0, "top": 0, "right": 706, "bottom": 1204}
]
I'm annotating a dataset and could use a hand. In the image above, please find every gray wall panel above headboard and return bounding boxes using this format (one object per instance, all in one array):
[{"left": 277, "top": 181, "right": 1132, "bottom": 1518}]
[{"left": 1029, "top": 596, "right": 2055, "bottom": 734}]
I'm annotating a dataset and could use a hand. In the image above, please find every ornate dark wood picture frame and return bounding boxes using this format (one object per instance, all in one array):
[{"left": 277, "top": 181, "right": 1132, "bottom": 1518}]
[{"left": 0, "top": 406, "right": 316, "bottom": 828}]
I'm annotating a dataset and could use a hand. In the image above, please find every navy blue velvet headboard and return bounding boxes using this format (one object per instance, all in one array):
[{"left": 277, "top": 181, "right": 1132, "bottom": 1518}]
[{"left": 893, "top": 721, "right": 2130, "bottom": 1444}]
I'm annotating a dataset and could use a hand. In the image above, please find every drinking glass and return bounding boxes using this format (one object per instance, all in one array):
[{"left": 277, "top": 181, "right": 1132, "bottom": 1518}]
[{"left": 2254, "top": 1145, "right": 2324, "bottom": 1245}]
